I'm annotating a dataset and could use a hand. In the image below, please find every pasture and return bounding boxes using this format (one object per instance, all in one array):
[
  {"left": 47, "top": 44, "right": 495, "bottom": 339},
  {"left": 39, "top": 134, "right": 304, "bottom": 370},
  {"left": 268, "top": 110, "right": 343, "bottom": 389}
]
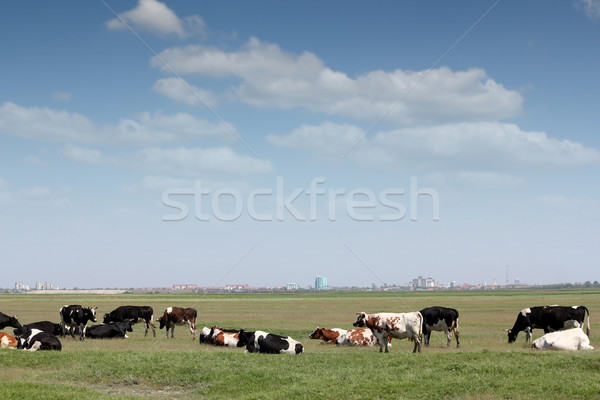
[{"left": 1, "top": 289, "right": 599, "bottom": 399}]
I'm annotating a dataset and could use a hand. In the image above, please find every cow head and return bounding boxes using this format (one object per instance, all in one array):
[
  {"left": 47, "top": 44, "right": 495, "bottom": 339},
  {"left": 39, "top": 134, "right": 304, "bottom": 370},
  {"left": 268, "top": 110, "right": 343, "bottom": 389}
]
[
  {"left": 84, "top": 307, "right": 98, "bottom": 323},
  {"left": 5, "top": 315, "right": 22, "bottom": 330},
  {"left": 353, "top": 312, "right": 368, "bottom": 327},
  {"left": 156, "top": 315, "right": 167, "bottom": 329},
  {"left": 103, "top": 313, "right": 111, "bottom": 324},
  {"left": 507, "top": 309, "right": 530, "bottom": 343},
  {"left": 309, "top": 327, "right": 323, "bottom": 339}
]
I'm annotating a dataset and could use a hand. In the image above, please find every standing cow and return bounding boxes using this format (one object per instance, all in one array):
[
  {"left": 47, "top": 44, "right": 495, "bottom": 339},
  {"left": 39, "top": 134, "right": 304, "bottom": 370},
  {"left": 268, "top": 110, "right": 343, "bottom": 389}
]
[
  {"left": 507, "top": 305, "right": 590, "bottom": 343},
  {"left": 420, "top": 306, "right": 460, "bottom": 348},
  {"left": 103, "top": 306, "right": 156, "bottom": 337},
  {"left": 157, "top": 307, "right": 197, "bottom": 339},
  {"left": 353, "top": 311, "right": 423, "bottom": 353},
  {"left": 59, "top": 305, "right": 97, "bottom": 341}
]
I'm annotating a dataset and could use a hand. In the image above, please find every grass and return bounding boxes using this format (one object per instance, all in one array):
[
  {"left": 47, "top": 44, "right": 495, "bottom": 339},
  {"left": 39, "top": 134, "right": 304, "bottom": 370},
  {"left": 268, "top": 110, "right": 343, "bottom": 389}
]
[{"left": 1, "top": 289, "right": 599, "bottom": 399}]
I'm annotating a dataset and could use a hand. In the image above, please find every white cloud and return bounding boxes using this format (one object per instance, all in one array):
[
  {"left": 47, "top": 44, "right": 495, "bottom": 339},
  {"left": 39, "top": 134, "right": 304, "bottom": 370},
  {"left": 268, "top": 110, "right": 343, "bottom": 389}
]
[
  {"left": 268, "top": 121, "right": 600, "bottom": 171},
  {"left": 152, "top": 78, "right": 217, "bottom": 107},
  {"left": 575, "top": 0, "right": 600, "bottom": 19},
  {"left": 0, "top": 102, "right": 232, "bottom": 145},
  {"left": 63, "top": 144, "right": 273, "bottom": 178},
  {"left": 105, "top": 0, "right": 206, "bottom": 38},
  {"left": 153, "top": 38, "right": 523, "bottom": 124}
]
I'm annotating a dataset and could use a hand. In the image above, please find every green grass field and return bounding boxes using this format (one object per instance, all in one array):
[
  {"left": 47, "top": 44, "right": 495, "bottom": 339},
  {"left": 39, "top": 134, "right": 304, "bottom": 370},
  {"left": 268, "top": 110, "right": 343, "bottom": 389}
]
[{"left": 1, "top": 290, "right": 599, "bottom": 399}]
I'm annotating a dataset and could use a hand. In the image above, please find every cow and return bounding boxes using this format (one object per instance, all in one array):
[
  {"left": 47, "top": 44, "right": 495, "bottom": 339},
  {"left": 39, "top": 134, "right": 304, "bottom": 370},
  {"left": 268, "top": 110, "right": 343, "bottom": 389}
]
[
  {"left": 208, "top": 326, "right": 240, "bottom": 347},
  {"left": 0, "top": 332, "right": 18, "bottom": 348},
  {"left": 14, "top": 321, "right": 62, "bottom": 337},
  {"left": 199, "top": 326, "right": 212, "bottom": 343},
  {"left": 507, "top": 305, "right": 590, "bottom": 344},
  {"left": 17, "top": 328, "right": 62, "bottom": 351},
  {"left": 0, "top": 311, "right": 22, "bottom": 331},
  {"left": 59, "top": 305, "right": 98, "bottom": 340},
  {"left": 309, "top": 327, "right": 347, "bottom": 343},
  {"left": 336, "top": 328, "right": 380, "bottom": 346},
  {"left": 353, "top": 311, "right": 423, "bottom": 353},
  {"left": 103, "top": 305, "right": 156, "bottom": 337},
  {"left": 157, "top": 307, "right": 197, "bottom": 339},
  {"left": 87, "top": 320, "right": 134, "bottom": 339},
  {"left": 237, "top": 329, "right": 303, "bottom": 354},
  {"left": 532, "top": 327, "right": 594, "bottom": 351},
  {"left": 420, "top": 306, "right": 460, "bottom": 348}
]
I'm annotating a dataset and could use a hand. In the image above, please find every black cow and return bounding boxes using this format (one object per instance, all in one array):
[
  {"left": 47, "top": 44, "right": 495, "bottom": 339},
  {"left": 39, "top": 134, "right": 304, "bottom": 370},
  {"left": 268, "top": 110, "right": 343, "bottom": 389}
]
[
  {"left": 103, "top": 306, "right": 156, "bottom": 337},
  {"left": 237, "top": 329, "right": 303, "bottom": 354},
  {"left": 87, "top": 320, "right": 134, "bottom": 339},
  {"left": 507, "top": 305, "right": 590, "bottom": 343},
  {"left": 420, "top": 306, "right": 460, "bottom": 348},
  {"left": 59, "top": 305, "right": 97, "bottom": 340},
  {"left": 14, "top": 321, "right": 62, "bottom": 337},
  {"left": 0, "top": 311, "right": 22, "bottom": 331},
  {"left": 17, "top": 328, "right": 62, "bottom": 351}
]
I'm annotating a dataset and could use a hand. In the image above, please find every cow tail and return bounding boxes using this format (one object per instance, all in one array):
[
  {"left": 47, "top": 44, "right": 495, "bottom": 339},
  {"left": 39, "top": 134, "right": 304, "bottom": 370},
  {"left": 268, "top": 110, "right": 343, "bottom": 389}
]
[
  {"left": 583, "top": 306, "right": 590, "bottom": 336},
  {"left": 417, "top": 312, "right": 424, "bottom": 341}
]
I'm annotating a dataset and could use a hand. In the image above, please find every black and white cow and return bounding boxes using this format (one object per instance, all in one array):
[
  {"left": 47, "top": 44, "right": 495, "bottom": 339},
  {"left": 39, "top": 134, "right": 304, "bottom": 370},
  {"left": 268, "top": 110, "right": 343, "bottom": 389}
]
[
  {"left": 14, "top": 321, "right": 62, "bottom": 337},
  {"left": 87, "top": 320, "right": 134, "bottom": 339},
  {"left": 103, "top": 305, "right": 156, "bottom": 337},
  {"left": 237, "top": 329, "right": 303, "bottom": 354},
  {"left": 59, "top": 305, "right": 98, "bottom": 340},
  {"left": 420, "top": 306, "right": 460, "bottom": 348},
  {"left": 0, "top": 311, "right": 22, "bottom": 331},
  {"left": 507, "top": 305, "right": 590, "bottom": 343},
  {"left": 17, "top": 328, "right": 62, "bottom": 351}
]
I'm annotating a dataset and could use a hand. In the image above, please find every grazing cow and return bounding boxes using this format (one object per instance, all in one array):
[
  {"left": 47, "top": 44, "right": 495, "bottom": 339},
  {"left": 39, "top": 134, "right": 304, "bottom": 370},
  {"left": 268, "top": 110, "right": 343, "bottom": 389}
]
[
  {"left": 59, "top": 305, "right": 98, "bottom": 340},
  {"left": 208, "top": 326, "right": 240, "bottom": 347},
  {"left": 336, "top": 328, "right": 380, "bottom": 346},
  {"left": 87, "top": 320, "right": 134, "bottom": 339},
  {"left": 532, "top": 328, "right": 594, "bottom": 351},
  {"left": 420, "top": 306, "right": 460, "bottom": 348},
  {"left": 237, "top": 329, "right": 303, "bottom": 354},
  {"left": 157, "top": 307, "right": 197, "bottom": 339},
  {"left": 353, "top": 311, "right": 423, "bottom": 353},
  {"left": 103, "top": 306, "right": 156, "bottom": 337},
  {"left": 507, "top": 305, "right": 590, "bottom": 343},
  {"left": 309, "top": 327, "right": 347, "bottom": 343},
  {"left": 0, "top": 332, "right": 18, "bottom": 348},
  {"left": 14, "top": 321, "right": 62, "bottom": 337},
  {"left": 17, "top": 328, "right": 62, "bottom": 351},
  {"left": 0, "top": 311, "right": 22, "bottom": 331}
]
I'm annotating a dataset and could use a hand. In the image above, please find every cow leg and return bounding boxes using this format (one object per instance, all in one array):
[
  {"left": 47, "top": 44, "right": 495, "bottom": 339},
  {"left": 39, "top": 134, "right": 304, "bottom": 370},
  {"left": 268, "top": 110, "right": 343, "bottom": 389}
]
[
  {"left": 454, "top": 328, "right": 460, "bottom": 348},
  {"left": 150, "top": 321, "right": 156, "bottom": 337},
  {"left": 413, "top": 333, "right": 422, "bottom": 353},
  {"left": 60, "top": 322, "right": 66, "bottom": 338},
  {"left": 525, "top": 327, "right": 532, "bottom": 343},
  {"left": 80, "top": 324, "right": 85, "bottom": 341},
  {"left": 170, "top": 325, "right": 175, "bottom": 339},
  {"left": 424, "top": 331, "right": 431, "bottom": 347},
  {"left": 445, "top": 327, "right": 451, "bottom": 347},
  {"left": 383, "top": 336, "right": 390, "bottom": 353}
]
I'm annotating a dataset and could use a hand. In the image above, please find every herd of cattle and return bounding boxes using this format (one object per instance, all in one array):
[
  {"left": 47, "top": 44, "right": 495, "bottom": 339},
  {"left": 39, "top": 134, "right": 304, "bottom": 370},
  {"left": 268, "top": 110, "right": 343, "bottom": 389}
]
[{"left": 0, "top": 304, "right": 593, "bottom": 354}]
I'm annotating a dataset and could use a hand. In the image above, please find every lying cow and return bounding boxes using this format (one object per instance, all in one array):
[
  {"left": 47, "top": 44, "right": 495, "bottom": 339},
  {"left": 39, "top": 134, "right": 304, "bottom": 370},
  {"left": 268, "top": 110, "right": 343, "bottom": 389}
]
[
  {"left": 309, "top": 327, "right": 347, "bottom": 343},
  {"left": 0, "top": 332, "right": 18, "bottom": 348},
  {"left": 507, "top": 305, "right": 590, "bottom": 343},
  {"left": 103, "top": 306, "right": 156, "bottom": 337},
  {"left": 336, "top": 328, "right": 387, "bottom": 346},
  {"left": 87, "top": 320, "right": 134, "bottom": 339},
  {"left": 532, "top": 328, "right": 594, "bottom": 351},
  {"left": 237, "top": 329, "right": 303, "bottom": 354},
  {"left": 353, "top": 311, "right": 423, "bottom": 353},
  {"left": 14, "top": 321, "right": 62, "bottom": 337},
  {"left": 17, "top": 328, "right": 62, "bottom": 351},
  {"left": 157, "top": 307, "right": 197, "bottom": 339},
  {"left": 0, "top": 311, "right": 22, "bottom": 331},
  {"left": 208, "top": 326, "right": 239, "bottom": 347},
  {"left": 420, "top": 306, "right": 460, "bottom": 348}
]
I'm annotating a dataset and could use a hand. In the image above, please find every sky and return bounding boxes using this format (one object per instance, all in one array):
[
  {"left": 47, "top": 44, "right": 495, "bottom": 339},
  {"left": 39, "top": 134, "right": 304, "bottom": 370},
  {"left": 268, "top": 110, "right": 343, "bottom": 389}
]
[{"left": 1, "top": 0, "right": 599, "bottom": 289}]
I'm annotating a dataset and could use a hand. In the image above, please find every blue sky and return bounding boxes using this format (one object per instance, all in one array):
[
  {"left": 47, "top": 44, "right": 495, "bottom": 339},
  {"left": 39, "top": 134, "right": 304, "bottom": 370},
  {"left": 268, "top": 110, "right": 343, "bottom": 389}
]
[{"left": 1, "top": 0, "right": 599, "bottom": 289}]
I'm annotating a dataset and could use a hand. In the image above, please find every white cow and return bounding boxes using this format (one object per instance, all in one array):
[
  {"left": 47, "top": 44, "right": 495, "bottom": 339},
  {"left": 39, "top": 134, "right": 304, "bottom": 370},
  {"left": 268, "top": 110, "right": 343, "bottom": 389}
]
[
  {"left": 353, "top": 311, "right": 423, "bottom": 353},
  {"left": 532, "top": 328, "right": 594, "bottom": 351}
]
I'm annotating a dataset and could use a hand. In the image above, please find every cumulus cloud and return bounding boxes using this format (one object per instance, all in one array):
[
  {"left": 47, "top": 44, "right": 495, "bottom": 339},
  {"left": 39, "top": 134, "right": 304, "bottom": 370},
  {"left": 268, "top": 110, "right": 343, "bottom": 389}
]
[
  {"left": 105, "top": 0, "right": 206, "bottom": 38},
  {"left": 0, "top": 102, "right": 233, "bottom": 145},
  {"left": 575, "top": 0, "right": 600, "bottom": 19},
  {"left": 152, "top": 78, "right": 217, "bottom": 107},
  {"left": 268, "top": 121, "right": 600, "bottom": 171},
  {"left": 152, "top": 37, "right": 523, "bottom": 125}
]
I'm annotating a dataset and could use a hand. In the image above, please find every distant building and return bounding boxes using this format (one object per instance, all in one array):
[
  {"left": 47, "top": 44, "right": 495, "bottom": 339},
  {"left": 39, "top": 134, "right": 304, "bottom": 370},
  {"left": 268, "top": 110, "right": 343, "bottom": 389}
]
[
  {"left": 315, "top": 276, "right": 328, "bottom": 290},
  {"left": 286, "top": 283, "right": 299, "bottom": 291},
  {"left": 411, "top": 276, "right": 438, "bottom": 289},
  {"left": 225, "top": 284, "right": 250, "bottom": 291},
  {"left": 15, "top": 282, "right": 30, "bottom": 292},
  {"left": 35, "top": 281, "right": 59, "bottom": 290},
  {"left": 172, "top": 284, "right": 198, "bottom": 290}
]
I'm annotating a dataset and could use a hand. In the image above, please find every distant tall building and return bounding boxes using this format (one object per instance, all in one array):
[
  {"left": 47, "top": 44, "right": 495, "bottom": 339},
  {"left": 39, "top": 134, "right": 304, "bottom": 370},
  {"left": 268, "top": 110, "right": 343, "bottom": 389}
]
[{"left": 315, "top": 276, "right": 328, "bottom": 290}]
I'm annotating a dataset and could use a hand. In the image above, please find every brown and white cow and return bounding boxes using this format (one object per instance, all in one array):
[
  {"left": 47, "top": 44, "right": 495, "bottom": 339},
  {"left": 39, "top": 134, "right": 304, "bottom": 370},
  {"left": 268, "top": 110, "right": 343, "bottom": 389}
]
[
  {"left": 157, "top": 307, "right": 197, "bottom": 339},
  {"left": 309, "top": 327, "right": 347, "bottom": 343},
  {"left": 209, "top": 326, "right": 239, "bottom": 347},
  {"left": 0, "top": 332, "right": 18, "bottom": 348},
  {"left": 353, "top": 311, "right": 423, "bottom": 353},
  {"left": 336, "top": 328, "right": 390, "bottom": 347}
]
